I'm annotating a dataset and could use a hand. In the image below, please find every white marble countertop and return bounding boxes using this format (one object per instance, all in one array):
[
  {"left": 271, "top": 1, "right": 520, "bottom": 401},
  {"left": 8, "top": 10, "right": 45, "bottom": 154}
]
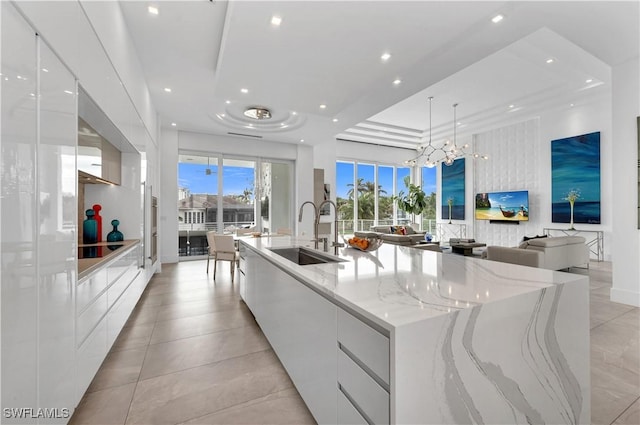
[{"left": 240, "top": 236, "right": 588, "bottom": 332}]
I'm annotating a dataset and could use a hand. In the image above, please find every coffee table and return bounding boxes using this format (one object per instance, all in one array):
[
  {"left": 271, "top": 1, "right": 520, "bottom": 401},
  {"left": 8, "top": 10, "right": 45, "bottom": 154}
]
[{"left": 450, "top": 242, "right": 486, "bottom": 256}]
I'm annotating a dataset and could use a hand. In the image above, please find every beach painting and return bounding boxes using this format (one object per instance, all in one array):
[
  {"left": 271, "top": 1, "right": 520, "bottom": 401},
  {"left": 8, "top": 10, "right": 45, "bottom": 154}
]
[
  {"left": 441, "top": 158, "right": 465, "bottom": 220},
  {"left": 475, "top": 191, "right": 529, "bottom": 221},
  {"left": 551, "top": 132, "right": 601, "bottom": 224}
]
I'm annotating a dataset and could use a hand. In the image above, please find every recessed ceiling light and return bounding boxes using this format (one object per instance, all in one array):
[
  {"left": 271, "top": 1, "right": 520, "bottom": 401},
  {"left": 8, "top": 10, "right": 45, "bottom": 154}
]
[
  {"left": 332, "top": 118, "right": 338, "bottom": 122},
  {"left": 319, "top": 104, "right": 327, "bottom": 109},
  {"left": 381, "top": 52, "right": 391, "bottom": 62},
  {"left": 42, "top": 68, "right": 49, "bottom": 73},
  {"left": 164, "top": 87, "right": 172, "bottom": 93},
  {"left": 509, "top": 104, "right": 515, "bottom": 108},
  {"left": 586, "top": 79, "right": 593, "bottom": 83},
  {"left": 570, "top": 103, "right": 575, "bottom": 107},
  {"left": 17, "top": 75, "right": 23, "bottom": 80},
  {"left": 171, "top": 122, "right": 177, "bottom": 127},
  {"left": 393, "top": 79, "right": 402, "bottom": 85},
  {"left": 546, "top": 58, "right": 554, "bottom": 64},
  {"left": 270, "top": 16, "right": 282, "bottom": 26},
  {"left": 63, "top": 90, "right": 73, "bottom": 95},
  {"left": 300, "top": 139, "right": 304, "bottom": 143},
  {"left": 225, "top": 100, "right": 231, "bottom": 104},
  {"left": 148, "top": 6, "right": 159, "bottom": 15},
  {"left": 220, "top": 114, "right": 225, "bottom": 117},
  {"left": 491, "top": 14, "right": 504, "bottom": 23},
  {"left": 292, "top": 111, "right": 297, "bottom": 115},
  {"left": 241, "top": 88, "right": 249, "bottom": 93}
]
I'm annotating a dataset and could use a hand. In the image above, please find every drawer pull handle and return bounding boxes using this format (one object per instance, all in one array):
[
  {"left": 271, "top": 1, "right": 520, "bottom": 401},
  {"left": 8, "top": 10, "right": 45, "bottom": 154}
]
[{"left": 339, "top": 342, "right": 390, "bottom": 393}]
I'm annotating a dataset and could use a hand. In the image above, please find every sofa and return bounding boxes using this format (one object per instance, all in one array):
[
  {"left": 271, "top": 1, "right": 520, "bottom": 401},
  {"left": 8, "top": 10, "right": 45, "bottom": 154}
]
[
  {"left": 354, "top": 224, "right": 426, "bottom": 246},
  {"left": 484, "top": 235, "right": 589, "bottom": 270}
]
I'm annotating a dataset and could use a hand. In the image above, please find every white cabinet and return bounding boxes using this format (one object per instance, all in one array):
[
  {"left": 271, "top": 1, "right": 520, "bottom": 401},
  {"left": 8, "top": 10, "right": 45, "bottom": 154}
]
[
  {"left": 245, "top": 251, "right": 338, "bottom": 424},
  {"left": 242, "top": 244, "right": 393, "bottom": 425},
  {"left": 75, "top": 243, "right": 141, "bottom": 400},
  {"left": 1, "top": 3, "right": 39, "bottom": 415}
]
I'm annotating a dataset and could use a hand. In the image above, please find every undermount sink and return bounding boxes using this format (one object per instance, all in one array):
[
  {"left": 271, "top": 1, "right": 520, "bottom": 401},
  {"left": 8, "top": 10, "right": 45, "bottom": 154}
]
[{"left": 268, "top": 247, "right": 346, "bottom": 265}]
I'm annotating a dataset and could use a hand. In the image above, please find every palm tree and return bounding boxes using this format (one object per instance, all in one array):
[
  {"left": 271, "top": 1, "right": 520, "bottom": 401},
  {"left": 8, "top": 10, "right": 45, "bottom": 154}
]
[{"left": 238, "top": 187, "right": 253, "bottom": 204}]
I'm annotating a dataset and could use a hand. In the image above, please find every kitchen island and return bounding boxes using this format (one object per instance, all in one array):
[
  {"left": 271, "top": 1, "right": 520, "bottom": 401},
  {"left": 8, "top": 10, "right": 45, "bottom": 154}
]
[{"left": 239, "top": 236, "right": 590, "bottom": 425}]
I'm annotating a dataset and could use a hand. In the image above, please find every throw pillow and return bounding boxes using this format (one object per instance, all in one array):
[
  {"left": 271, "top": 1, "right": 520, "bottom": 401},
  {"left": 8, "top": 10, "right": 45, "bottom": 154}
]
[
  {"left": 390, "top": 226, "right": 396, "bottom": 234},
  {"left": 523, "top": 234, "right": 548, "bottom": 242}
]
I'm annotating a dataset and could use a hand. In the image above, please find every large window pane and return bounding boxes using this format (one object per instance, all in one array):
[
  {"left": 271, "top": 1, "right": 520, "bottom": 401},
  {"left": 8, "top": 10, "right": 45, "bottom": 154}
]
[
  {"left": 421, "top": 166, "right": 437, "bottom": 233},
  {"left": 396, "top": 167, "right": 411, "bottom": 224},
  {"left": 222, "top": 158, "right": 255, "bottom": 232},
  {"left": 378, "top": 166, "right": 394, "bottom": 226},
  {"left": 336, "top": 161, "right": 355, "bottom": 235},
  {"left": 260, "top": 161, "right": 292, "bottom": 234},
  {"left": 356, "top": 163, "right": 375, "bottom": 230},
  {"left": 178, "top": 154, "right": 218, "bottom": 256}
]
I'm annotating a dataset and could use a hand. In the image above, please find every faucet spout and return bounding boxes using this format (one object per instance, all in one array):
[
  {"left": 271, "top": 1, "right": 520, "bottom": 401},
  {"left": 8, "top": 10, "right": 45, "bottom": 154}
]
[
  {"left": 317, "top": 200, "right": 344, "bottom": 255},
  {"left": 298, "top": 201, "right": 319, "bottom": 249}
]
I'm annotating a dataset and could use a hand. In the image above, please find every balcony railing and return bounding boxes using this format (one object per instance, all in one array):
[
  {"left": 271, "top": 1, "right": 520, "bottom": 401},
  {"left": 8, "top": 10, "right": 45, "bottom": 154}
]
[{"left": 178, "top": 221, "right": 254, "bottom": 257}]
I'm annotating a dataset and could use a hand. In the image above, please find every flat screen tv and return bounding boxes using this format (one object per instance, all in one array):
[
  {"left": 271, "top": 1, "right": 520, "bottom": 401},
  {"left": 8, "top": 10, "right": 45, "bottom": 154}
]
[{"left": 475, "top": 190, "right": 529, "bottom": 221}]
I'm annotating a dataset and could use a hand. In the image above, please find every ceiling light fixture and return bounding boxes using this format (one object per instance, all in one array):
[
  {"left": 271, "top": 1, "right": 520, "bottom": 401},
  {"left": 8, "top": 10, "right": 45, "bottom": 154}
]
[
  {"left": 243, "top": 106, "right": 272, "bottom": 120},
  {"left": 585, "top": 79, "right": 593, "bottom": 83},
  {"left": 171, "top": 122, "right": 177, "bottom": 127},
  {"left": 491, "top": 14, "right": 504, "bottom": 23},
  {"left": 63, "top": 90, "right": 73, "bottom": 95},
  {"left": 225, "top": 100, "right": 231, "bottom": 104},
  {"left": 404, "top": 97, "right": 488, "bottom": 168},
  {"left": 164, "top": 87, "right": 172, "bottom": 92},
  {"left": 332, "top": 118, "right": 338, "bottom": 122},
  {"left": 509, "top": 104, "right": 515, "bottom": 108},
  {"left": 148, "top": 6, "right": 159, "bottom": 15},
  {"left": 241, "top": 88, "right": 249, "bottom": 93},
  {"left": 546, "top": 58, "right": 554, "bottom": 64},
  {"left": 319, "top": 104, "right": 327, "bottom": 109},
  {"left": 300, "top": 139, "right": 304, "bottom": 143},
  {"left": 393, "top": 79, "right": 402, "bottom": 85},
  {"left": 381, "top": 52, "right": 391, "bottom": 62},
  {"left": 270, "top": 16, "right": 282, "bottom": 26}
]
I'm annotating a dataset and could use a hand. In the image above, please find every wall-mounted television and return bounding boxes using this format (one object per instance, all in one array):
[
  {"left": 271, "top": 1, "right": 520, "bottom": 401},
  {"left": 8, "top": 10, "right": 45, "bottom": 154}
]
[{"left": 475, "top": 190, "right": 529, "bottom": 221}]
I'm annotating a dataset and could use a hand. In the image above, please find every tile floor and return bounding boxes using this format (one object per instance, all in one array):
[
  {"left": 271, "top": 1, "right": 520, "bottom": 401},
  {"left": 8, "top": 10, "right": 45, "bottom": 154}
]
[{"left": 70, "top": 260, "right": 639, "bottom": 425}]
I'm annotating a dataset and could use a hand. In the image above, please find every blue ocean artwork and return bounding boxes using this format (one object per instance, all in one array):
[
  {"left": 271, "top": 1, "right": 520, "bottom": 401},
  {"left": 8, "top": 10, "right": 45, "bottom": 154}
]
[
  {"left": 441, "top": 158, "right": 465, "bottom": 220},
  {"left": 551, "top": 132, "right": 601, "bottom": 224}
]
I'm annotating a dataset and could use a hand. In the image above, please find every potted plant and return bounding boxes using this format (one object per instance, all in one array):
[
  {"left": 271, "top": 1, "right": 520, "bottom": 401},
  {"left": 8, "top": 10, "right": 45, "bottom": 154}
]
[{"left": 393, "top": 176, "right": 427, "bottom": 226}]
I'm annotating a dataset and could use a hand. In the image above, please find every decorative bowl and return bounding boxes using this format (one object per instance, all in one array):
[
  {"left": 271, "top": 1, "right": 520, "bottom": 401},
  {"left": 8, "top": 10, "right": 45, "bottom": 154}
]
[{"left": 343, "top": 236, "right": 383, "bottom": 252}]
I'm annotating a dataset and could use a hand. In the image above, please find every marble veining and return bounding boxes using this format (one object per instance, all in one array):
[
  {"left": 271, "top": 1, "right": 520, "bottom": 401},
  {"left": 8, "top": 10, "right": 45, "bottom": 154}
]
[{"left": 242, "top": 236, "right": 591, "bottom": 424}]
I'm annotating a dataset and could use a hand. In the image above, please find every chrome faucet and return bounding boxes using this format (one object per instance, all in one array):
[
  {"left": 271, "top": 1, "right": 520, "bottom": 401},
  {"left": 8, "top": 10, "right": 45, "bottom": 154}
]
[
  {"left": 318, "top": 200, "right": 345, "bottom": 255},
  {"left": 298, "top": 201, "right": 320, "bottom": 249}
]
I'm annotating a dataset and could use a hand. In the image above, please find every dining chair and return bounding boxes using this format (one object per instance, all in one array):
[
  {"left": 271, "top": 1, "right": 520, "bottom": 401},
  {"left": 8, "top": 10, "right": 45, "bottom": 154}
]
[
  {"left": 276, "top": 227, "right": 292, "bottom": 235},
  {"left": 206, "top": 231, "right": 216, "bottom": 273},
  {"left": 210, "top": 234, "right": 239, "bottom": 282}
]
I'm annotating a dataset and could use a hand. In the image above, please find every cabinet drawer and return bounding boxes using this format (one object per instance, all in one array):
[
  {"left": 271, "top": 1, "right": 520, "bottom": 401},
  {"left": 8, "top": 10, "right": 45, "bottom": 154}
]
[
  {"left": 77, "top": 269, "right": 108, "bottom": 314},
  {"left": 338, "top": 350, "right": 389, "bottom": 425},
  {"left": 337, "top": 388, "right": 368, "bottom": 425},
  {"left": 337, "top": 309, "right": 389, "bottom": 385},
  {"left": 108, "top": 263, "right": 138, "bottom": 309},
  {"left": 77, "top": 290, "right": 108, "bottom": 347}
]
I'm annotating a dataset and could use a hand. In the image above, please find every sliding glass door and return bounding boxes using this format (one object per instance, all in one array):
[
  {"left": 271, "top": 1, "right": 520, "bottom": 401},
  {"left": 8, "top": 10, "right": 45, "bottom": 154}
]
[{"left": 177, "top": 153, "right": 292, "bottom": 258}]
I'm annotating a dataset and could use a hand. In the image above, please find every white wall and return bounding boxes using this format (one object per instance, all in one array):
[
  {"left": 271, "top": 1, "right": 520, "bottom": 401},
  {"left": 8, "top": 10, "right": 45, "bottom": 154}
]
[
  {"left": 611, "top": 57, "right": 640, "bottom": 307},
  {"left": 160, "top": 129, "right": 179, "bottom": 263}
]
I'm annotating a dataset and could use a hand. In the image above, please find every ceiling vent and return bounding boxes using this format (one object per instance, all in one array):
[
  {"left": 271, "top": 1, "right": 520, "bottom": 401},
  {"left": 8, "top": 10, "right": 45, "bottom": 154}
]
[{"left": 227, "top": 132, "right": 263, "bottom": 139}]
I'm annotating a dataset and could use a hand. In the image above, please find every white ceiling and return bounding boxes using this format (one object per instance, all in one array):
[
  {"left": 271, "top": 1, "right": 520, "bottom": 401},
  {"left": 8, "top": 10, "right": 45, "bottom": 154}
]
[{"left": 120, "top": 1, "right": 639, "bottom": 150}]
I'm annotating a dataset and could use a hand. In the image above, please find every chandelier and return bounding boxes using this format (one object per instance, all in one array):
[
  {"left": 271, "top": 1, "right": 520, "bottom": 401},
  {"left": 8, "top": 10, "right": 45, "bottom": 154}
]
[{"left": 405, "top": 97, "right": 488, "bottom": 167}]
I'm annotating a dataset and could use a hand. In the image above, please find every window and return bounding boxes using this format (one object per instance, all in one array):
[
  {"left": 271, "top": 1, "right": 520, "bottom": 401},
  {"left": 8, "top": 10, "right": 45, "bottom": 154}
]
[
  {"left": 421, "top": 166, "right": 437, "bottom": 233},
  {"left": 336, "top": 161, "right": 418, "bottom": 234}
]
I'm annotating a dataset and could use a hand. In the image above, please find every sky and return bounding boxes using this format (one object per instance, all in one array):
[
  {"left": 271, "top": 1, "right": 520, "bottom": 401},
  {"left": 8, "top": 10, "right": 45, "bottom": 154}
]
[{"left": 178, "top": 163, "right": 255, "bottom": 196}]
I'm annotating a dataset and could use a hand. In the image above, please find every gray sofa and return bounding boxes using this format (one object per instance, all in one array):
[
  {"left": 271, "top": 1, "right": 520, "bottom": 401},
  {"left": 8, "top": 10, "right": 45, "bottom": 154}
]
[
  {"left": 354, "top": 225, "right": 426, "bottom": 246},
  {"left": 485, "top": 236, "right": 589, "bottom": 270}
]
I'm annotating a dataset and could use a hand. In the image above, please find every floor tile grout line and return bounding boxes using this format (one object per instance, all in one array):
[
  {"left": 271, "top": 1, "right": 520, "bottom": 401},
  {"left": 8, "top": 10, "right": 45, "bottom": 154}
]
[
  {"left": 589, "top": 306, "right": 639, "bottom": 332},
  {"left": 608, "top": 395, "right": 640, "bottom": 425},
  {"left": 135, "top": 347, "right": 274, "bottom": 385},
  {"left": 146, "top": 322, "right": 259, "bottom": 347},
  {"left": 172, "top": 385, "right": 297, "bottom": 425}
]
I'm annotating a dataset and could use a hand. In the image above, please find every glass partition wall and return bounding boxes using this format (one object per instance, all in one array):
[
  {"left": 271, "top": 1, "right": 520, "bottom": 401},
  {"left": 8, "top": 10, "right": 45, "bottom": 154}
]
[{"left": 178, "top": 153, "right": 292, "bottom": 258}]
